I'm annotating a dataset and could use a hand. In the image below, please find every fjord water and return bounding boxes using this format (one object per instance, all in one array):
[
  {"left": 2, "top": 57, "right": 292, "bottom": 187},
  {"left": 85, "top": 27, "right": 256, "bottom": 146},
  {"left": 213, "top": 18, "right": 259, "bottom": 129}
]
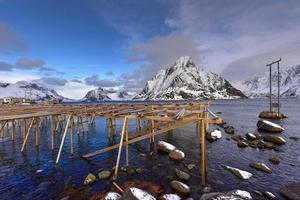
[{"left": 0, "top": 99, "right": 299, "bottom": 200}]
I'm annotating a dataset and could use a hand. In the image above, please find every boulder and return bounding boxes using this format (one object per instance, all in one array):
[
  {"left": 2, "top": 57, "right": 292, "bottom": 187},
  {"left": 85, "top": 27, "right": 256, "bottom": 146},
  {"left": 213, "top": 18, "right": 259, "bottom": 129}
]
[
  {"left": 263, "top": 191, "right": 276, "bottom": 200},
  {"left": 122, "top": 187, "right": 156, "bottom": 200},
  {"left": 157, "top": 141, "right": 176, "bottom": 153},
  {"left": 186, "top": 164, "right": 195, "bottom": 170},
  {"left": 237, "top": 140, "right": 248, "bottom": 148},
  {"left": 84, "top": 173, "right": 96, "bottom": 185},
  {"left": 98, "top": 170, "right": 111, "bottom": 180},
  {"left": 200, "top": 189, "right": 252, "bottom": 200},
  {"left": 169, "top": 149, "right": 185, "bottom": 161},
  {"left": 263, "top": 135, "right": 286, "bottom": 145},
  {"left": 175, "top": 169, "right": 190, "bottom": 181},
  {"left": 249, "top": 162, "right": 272, "bottom": 173},
  {"left": 280, "top": 183, "right": 300, "bottom": 200},
  {"left": 171, "top": 180, "right": 190, "bottom": 194},
  {"left": 269, "top": 157, "right": 280, "bottom": 165},
  {"left": 222, "top": 165, "right": 253, "bottom": 180},
  {"left": 207, "top": 129, "right": 222, "bottom": 141},
  {"left": 161, "top": 194, "right": 181, "bottom": 200},
  {"left": 246, "top": 133, "right": 257, "bottom": 140},
  {"left": 224, "top": 126, "right": 235, "bottom": 134},
  {"left": 249, "top": 140, "right": 259, "bottom": 148},
  {"left": 231, "top": 135, "right": 243, "bottom": 141},
  {"left": 257, "top": 120, "right": 284, "bottom": 133},
  {"left": 103, "top": 192, "right": 122, "bottom": 200}
]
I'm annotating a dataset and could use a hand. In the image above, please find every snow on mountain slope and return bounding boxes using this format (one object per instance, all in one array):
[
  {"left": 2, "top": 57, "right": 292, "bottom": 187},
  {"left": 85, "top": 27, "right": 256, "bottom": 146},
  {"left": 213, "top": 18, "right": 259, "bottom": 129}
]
[
  {"left": 237, "top": 64, "right": 300, "bottom": 98},
  {"left": 82, "top": 87, "right": 132, "bottom": 101},
  {"left": 134, "top": 56, "right": 246, "bottom": 100},
  {"left": 0, "top": 81, "right": 65, "bottom": 101}
]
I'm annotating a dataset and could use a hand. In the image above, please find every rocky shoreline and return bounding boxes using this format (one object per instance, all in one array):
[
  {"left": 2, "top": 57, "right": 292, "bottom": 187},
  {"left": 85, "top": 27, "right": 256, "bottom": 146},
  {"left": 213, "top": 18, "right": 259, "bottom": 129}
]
[{"left": 58, "top": 115, "right": 299, "bottom": 200}]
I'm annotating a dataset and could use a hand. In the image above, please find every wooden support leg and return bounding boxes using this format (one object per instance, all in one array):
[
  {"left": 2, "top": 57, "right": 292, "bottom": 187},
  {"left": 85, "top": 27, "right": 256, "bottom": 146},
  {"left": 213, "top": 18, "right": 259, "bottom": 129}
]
[
  {"left": 70, "top": 117, "right": 74, "bottom": 156},
  {"left": 113, "top": 117, "right": 128, "bottom": 180},
  {"left": 21, "top": 118, "right": 35, "bottom": 152},
  {"left": 35, "top": 117, "right": 39, "bottom": 146},
  {"left": 200, "top": 119, "right": 207, "bottom": 187},
  {"left": 1, "top": 121, "right": 7, "bottom": 138},
  {"left": 125, "top": 119, "right": 129, "bottom": 167},
  {"left": 51, "top": 115, "right": 56, "bottom": 150},
  {"left": 150, "top": 119, "right": 155, "bottom": 144},
  {"left": 56, "top": 115, "right": 72, "bottom": 164},
  {"left": 23, "top": 119, "right": 27, "bottom": 138},
  {"left": 12, "top": 120, "right": 15, "bottom": 141}
]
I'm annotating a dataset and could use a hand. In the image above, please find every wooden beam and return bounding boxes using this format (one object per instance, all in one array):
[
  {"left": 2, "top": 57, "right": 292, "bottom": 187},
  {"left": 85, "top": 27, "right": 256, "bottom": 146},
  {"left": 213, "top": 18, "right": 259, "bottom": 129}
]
[
  {"left": 113, "top": 116, "right": 128, "bottom": 180},
  {"left": 21, "top": 117, "right": 35, "bottom": 152},
  {"left": 56, "top": 115, "right": 72, "bottom": 164}
]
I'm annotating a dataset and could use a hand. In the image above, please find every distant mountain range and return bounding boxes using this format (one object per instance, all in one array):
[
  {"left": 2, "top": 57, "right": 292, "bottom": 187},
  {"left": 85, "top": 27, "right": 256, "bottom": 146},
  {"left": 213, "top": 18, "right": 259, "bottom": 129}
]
[
  {"left": 134, "top": 56, "right": 246, "bottom": 100},
  {"left": 236, "top": 64, "right": 300, "bottom": 98},
  {"left": 2, "top": 57, "right": 299, "bottom": 101},
  {"left": 82, "top": 87, "right": 132, "bottom": 101},
  {"left": 0, "top": 81, "right": 65, "bottom": 101}
]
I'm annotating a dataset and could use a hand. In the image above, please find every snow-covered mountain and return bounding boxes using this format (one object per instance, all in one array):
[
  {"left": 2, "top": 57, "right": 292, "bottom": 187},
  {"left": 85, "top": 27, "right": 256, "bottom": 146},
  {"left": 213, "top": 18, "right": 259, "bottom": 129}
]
[
  {"left": 236, "top": 64, "right": 300, "bottom": 98},
  {"left": 134, "top": 56, "right": 246, "bottom": 100},
  {"left": 0, "top": 81, "right": 66, "bottom": 101},
  {"left": 82, "top": 87, "right": 132, "bottom": 101}
]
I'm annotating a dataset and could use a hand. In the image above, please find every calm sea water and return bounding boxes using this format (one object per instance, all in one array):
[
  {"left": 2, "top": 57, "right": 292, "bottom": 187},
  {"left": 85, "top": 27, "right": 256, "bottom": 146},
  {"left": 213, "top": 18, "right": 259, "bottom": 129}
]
[{"left": 0, "top": 99, "right": 299, "bottom": 200}]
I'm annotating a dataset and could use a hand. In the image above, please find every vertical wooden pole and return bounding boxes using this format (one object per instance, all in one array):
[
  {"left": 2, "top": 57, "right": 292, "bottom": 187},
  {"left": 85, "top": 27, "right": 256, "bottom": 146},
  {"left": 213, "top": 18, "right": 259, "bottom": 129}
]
[
  {"left": 51, "top": 115, "right": 55, "bottom": 150},
  {"left": 12, "top": 120, "right": 15, "bottom": 141},
  {"left": 77, "top": 116, "right": 81, "bottom": 134},
  {"left": 125, "top": 119, "right": 129, "bottom": 167},
  {"left": 200, "top": 118, "right": 207, "bottom": 186},
  {"left": 1, "top": 121, "right": 6, "bottom": 138},
  {"left": 56, "top": 115, "right": 72, "bottom": 164},
  {"left": 70, "top": 116, "right": 74, "bottom": 156},
  {"left": 277, "top": 61, "right": 280, "bottom": 116},
  {"left": 23, "top": 119, "right": 27, "bottom": 138},
  {"left": 113, "top": 117, "right": 128, "bottom": 180},
  {"left": 21, "top": 118, "right": 35, "bottom": 152},
  {"left": 35, "top": 117, "right": 39, "bottom": 146},
  {"left": 269, "top": 64, "right": 272, "bottom": 112}
]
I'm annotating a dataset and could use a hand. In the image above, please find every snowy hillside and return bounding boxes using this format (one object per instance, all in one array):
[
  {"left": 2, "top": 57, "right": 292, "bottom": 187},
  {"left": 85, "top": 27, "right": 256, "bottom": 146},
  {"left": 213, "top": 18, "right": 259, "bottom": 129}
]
[
  {"left": 82, "top": 87, "right": 132, "bottom": 101},
  {"left": 237, "top": 64, "right": 300, "bottom": 98},
  {"left": 134, "top": 56, "right": 246, "bottom": 100},
  {"left": 0, "top": 81, "right": 66, "bottom": 101}
]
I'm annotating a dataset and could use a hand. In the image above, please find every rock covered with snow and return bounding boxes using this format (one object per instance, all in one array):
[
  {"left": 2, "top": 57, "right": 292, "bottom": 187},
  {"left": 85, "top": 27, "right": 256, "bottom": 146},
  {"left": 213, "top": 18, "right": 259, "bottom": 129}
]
[
  {"left": 103, "top": 192, "right": 122, "bottom": 200},
  {"left": 257, "top": 120, "right": 284, "bottom": 133},
  {"left": 157, "top": 141, "right": 176, "bottom": 153},
  {"left": 200, "top": 189, "right": 252, "bottom": 200},
  {"left": 122, "top": 187, "right": 156, "bottom": 200},
  {"left": 236, "top": 64, "right": 300, "bottom": 98},
  {"left": 134, "top": 56, "right": 246, "bottom": 100},
  {"left": 0, "top": 81, "right": 66, "bottom": 101},
  {"left": 222, "top": 165, "right": 253, "bottom": 180},
  {"left": 207, "top": 129, "right": 222, "bottom": 141},
  {"left": 161, "top": 194, "right": 181, "bottom": 200}
]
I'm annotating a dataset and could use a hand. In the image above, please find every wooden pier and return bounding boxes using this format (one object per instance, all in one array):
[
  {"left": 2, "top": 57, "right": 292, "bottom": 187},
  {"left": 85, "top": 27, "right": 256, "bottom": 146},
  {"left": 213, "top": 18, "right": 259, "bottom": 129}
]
[{"left": 0, "top": 101, "right": 222, "bottom": 186}]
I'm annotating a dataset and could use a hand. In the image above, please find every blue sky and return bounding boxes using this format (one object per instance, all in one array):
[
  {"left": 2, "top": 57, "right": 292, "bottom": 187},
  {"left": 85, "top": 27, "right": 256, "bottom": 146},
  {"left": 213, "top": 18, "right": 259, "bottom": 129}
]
[{"left": 1, "top": 0, "right": 300, "bottom": 99}]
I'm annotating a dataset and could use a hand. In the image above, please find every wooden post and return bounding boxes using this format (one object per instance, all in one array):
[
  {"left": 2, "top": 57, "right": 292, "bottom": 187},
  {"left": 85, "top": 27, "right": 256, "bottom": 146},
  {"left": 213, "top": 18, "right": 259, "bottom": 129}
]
[
  {"left": 113, "top": 117, "right": 128, "bottom": 180},
  {"left": 12, "top": 120, "right": 15, "bottom": 141},
  {"left": 56, "top": 115, "right": 72, "bottom": 164},
  {"left": 70, "top": 116, "right": 74, "bottom": 156},
  {"left": 277, "top": 61, "right": 280, "bottom": 116},
  {"left": 35, "top": 117, "right": 39, "bottom": 146},
  {"left": 21, "top": 118, "right": 35, "bottom": 152},
  {"left": 23, "top": 119, "right": 27, "bottom": 138},
  {"left": 51, "top": 115, "right": 56, "bottom": 150},
  {"left": 125, "top": 119, "right": 129, "bottom": 167},
  {"left": 1, "top": 121, "right": 7, "bottom": 138},
  {"left": 200, "top": 118, "right": 207, "bottom": 186},
  {"left": 268, "top": 64, "right": 272, "bottom": 112}
]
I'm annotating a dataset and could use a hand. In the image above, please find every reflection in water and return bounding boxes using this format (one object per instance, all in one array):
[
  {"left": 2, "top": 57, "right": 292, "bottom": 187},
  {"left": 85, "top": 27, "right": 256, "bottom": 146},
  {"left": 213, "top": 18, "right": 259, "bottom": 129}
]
[{"left": 0, "top": 99, "right": 299, "bottom": 199}]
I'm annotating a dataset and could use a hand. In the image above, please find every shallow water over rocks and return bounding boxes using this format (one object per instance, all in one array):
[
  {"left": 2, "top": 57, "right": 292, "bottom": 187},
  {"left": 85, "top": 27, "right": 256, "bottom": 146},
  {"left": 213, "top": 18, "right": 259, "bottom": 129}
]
[{"left": 0, "top": 99, "right": 299, "bottom": 199}]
